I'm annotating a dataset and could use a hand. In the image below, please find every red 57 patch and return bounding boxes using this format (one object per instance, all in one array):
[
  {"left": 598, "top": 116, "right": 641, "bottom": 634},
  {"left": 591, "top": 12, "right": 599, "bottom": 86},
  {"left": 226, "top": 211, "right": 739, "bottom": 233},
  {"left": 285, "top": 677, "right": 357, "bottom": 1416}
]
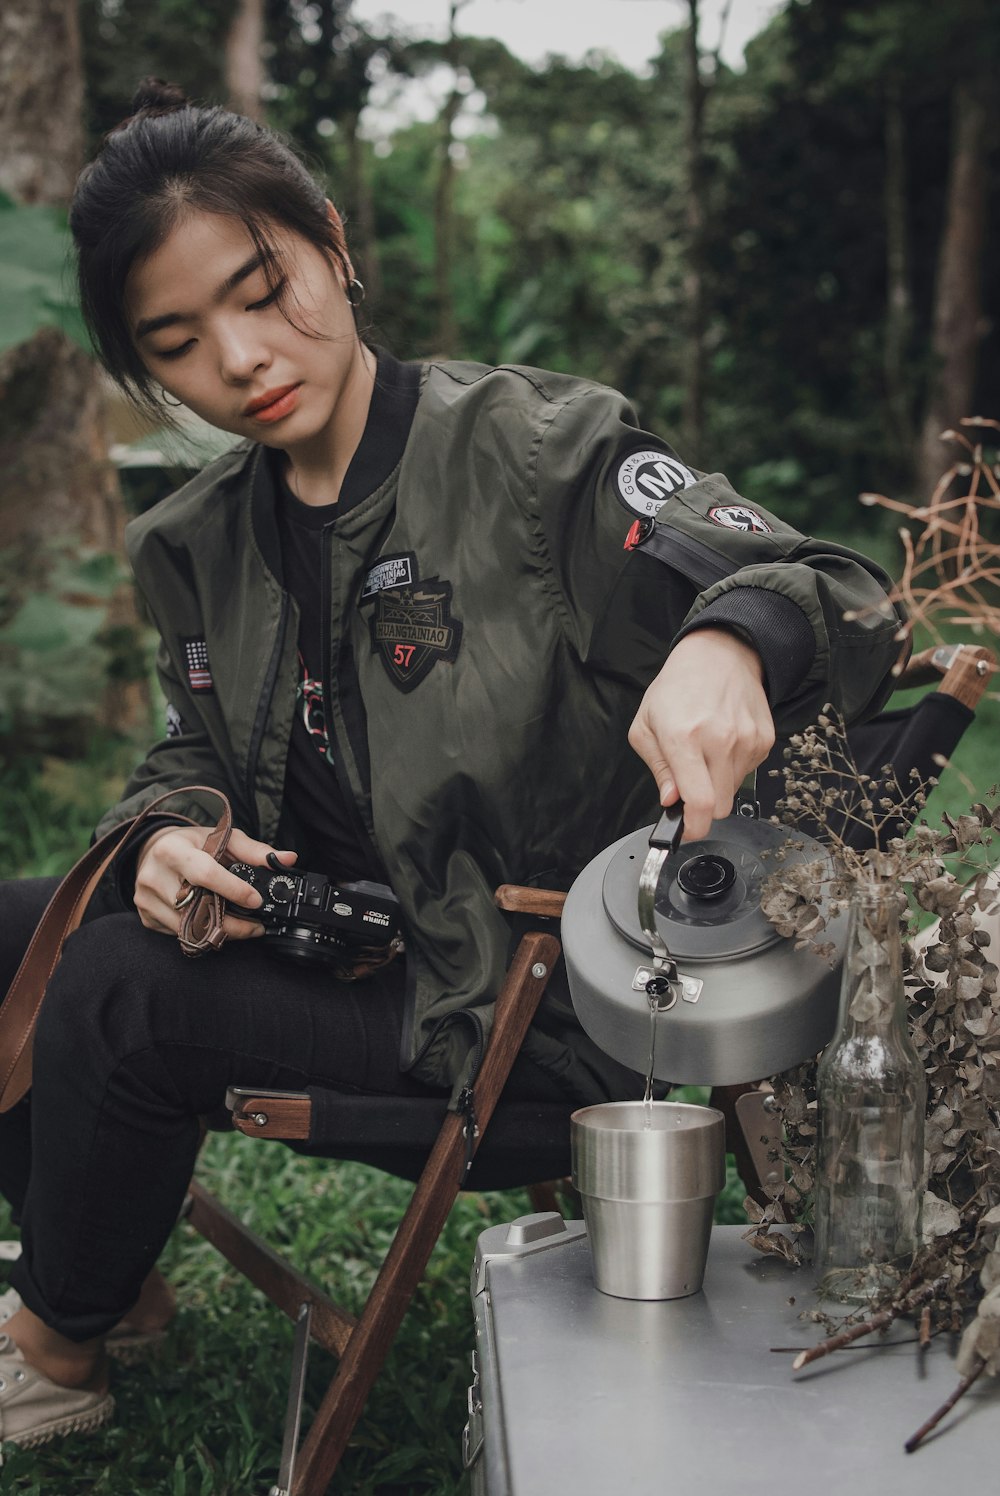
[
  {"left": 370, "top": 578, "right": 463, "bottom": 692},
  {"left": 708, "top": 504, "right": 773, "bottom": 535}
]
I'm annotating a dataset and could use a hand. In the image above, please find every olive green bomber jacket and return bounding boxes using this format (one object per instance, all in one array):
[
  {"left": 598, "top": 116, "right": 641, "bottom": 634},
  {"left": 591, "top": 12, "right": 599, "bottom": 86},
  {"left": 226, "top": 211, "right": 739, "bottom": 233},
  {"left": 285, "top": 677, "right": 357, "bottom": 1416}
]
[{"left": 97, "top": 360, "right": 904, "bottom": 1101}]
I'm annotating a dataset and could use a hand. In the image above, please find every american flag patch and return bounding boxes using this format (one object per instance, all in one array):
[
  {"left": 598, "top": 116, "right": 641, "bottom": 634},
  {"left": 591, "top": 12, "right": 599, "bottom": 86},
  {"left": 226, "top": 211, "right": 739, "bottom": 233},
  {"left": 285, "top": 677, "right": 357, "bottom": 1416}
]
[{"left": 181, "top": 635, "right": 214, "bottom": 693}]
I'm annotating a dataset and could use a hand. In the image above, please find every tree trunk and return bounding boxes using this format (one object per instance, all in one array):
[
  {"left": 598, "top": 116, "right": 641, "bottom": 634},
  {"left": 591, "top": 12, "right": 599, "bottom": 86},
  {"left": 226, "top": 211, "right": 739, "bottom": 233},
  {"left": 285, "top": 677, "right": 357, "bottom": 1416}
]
[
  {"left": 883, "top": 69, "right": 915, "bottom": 470},
  {"left": 225, "top": 0, "right": 265, "bottom": 123},
  {"left": 433, "top": 88, "right": 461, "bottom": 357},
  {"left": 681, "top": 0, "right": 707, "bottom": 465},
  {"left": 433, "top": 0, "right": 471, "bottom": 357},
  {"left": 0, "top": 331, "right": 121, "bottom": 558},
  {"left": 0, "top": 0, "right": 83, "bottom": 205},
  {"left": 0, "top": 0, "right": 146, "bottom": 737},
  {"left": 917, "top": 77, "right": 990, "bottom": 501},
  {"left": 343, "top": 110, "right": 383, "bottom": 309}
]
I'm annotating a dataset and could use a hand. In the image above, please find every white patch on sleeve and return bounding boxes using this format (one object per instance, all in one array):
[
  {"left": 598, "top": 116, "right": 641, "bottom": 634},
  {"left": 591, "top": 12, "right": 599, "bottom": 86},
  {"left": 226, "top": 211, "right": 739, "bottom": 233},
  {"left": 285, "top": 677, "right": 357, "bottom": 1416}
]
[
  {"left": 615, "top": 449, "right": 697, "bottom": 518},
  {"left": 165, "top": 702, "right": 184, "bottom": 739},
  {"left": 707, "top": 504, "right": 773, "bottom": 535}
]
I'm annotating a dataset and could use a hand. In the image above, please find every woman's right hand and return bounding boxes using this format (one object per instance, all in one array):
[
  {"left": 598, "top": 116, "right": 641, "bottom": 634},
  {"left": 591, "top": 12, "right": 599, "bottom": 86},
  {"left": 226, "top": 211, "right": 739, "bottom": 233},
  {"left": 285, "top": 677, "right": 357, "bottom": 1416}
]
[{"left": 133, "top": 825, "right": 298, "bottom": 939}]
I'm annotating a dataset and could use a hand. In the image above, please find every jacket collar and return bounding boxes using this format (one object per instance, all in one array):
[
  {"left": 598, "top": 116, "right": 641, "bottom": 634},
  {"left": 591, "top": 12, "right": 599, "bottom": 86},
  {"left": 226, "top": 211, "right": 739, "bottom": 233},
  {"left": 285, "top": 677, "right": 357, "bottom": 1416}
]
[{"left": 250, "top": 346, "right": 421, "bottom": 579}]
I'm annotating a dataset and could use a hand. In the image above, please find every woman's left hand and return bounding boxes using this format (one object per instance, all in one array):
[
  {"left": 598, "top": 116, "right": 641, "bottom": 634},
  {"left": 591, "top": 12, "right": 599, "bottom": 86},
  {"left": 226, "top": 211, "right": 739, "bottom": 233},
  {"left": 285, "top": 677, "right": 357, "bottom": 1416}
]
[{"left": 628, "top": 628, "right": 776, "bottom": 842}]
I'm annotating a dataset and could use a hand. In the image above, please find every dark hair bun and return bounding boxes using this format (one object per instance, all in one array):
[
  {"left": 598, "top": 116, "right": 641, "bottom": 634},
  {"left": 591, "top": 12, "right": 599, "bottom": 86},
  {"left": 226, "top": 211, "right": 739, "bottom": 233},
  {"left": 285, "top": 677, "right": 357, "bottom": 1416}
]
[{"left": 129, "top": 77, "right": 190, "bottom": 116}]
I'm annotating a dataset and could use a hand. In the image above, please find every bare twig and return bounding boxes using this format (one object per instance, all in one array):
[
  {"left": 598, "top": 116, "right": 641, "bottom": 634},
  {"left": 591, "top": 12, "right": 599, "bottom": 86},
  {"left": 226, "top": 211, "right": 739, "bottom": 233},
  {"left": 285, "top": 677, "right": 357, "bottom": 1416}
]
[
  {"left": 904, "top": 1359, "right": 987, "bottom": 1453},
  {"left": 792, "top": 1277, "right": 950, "bottom": 1372},
  {"left": 863, "top": 417, "right": 1000, "bottom": 648},
  {"left": 919, "top": 1303, "right": 932, "bottom": 1354}
]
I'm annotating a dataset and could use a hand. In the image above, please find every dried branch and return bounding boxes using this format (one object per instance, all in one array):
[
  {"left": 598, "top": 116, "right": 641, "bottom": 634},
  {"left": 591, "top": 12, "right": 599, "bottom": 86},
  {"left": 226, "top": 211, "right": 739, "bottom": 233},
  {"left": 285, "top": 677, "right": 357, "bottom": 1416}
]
[
  {"left": 861, "top": 416, "right": 1000, "bottom": 658},
  {"left": 754, "top": 720, "right": 1000, "bottom": 1390},
  {"left": 904, "top": 1359, "right": 987, "bottom": 1453},
  {"left": 792, "top": 1276, "right": 950, "bottom": 1371},
  {"left": 919, "top": 1303, "right": 932, "bottom": 1354}
]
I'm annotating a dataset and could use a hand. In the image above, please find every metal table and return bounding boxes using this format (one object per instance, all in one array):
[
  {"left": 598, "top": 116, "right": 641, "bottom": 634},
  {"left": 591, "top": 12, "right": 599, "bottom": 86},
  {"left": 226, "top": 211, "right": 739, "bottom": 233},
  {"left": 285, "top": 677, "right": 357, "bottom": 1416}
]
[{"left": 465, "top": 1218, "right": 996, "bottom": 1496}]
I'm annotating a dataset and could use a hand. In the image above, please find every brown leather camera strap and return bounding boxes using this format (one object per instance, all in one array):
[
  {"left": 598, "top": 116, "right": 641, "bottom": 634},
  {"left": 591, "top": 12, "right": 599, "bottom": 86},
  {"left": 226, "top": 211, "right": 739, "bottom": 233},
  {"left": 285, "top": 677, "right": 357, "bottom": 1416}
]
[
  {"left": 0, "top": 785, "right": 233, "bottom": 1113},
  {"left": 174, "top": 791, "right": 234, "bottom": 956}
]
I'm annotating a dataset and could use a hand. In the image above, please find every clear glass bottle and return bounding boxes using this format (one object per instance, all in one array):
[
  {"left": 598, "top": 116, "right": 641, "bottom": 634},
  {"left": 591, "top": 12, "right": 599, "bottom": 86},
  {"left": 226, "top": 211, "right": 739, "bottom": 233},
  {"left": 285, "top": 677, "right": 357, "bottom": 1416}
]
[{"left": 813, "top": 881, "right": 926, "bottom": 1301}]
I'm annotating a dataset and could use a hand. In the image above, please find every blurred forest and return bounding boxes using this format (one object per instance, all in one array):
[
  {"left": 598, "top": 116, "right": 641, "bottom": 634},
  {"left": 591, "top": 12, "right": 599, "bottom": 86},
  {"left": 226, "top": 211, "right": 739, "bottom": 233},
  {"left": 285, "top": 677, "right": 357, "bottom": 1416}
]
[{"left": 1, "top": 0, "right": 999, "bottom": 867}]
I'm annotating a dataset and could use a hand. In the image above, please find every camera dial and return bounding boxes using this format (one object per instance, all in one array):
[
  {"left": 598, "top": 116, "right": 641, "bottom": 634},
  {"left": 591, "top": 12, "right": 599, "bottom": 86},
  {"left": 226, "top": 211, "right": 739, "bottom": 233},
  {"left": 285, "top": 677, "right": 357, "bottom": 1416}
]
[{"left": 266, "top": 873, "right": 297, "bottom": 903}]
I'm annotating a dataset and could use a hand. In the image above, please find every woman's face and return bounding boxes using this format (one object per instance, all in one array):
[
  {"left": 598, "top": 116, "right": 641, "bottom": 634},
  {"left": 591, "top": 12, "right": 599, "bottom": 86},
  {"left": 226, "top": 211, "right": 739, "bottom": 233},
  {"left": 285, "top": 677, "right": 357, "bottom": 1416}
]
[{"left": 126, "top": 209, "right": 362, "bottom": 451}]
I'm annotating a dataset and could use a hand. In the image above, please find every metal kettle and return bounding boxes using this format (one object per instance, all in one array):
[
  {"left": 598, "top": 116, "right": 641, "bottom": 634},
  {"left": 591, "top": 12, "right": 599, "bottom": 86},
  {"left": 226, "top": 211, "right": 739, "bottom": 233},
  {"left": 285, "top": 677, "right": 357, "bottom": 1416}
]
[{"left": 562, "top": 797, "right": 847, "bottom": 1086}]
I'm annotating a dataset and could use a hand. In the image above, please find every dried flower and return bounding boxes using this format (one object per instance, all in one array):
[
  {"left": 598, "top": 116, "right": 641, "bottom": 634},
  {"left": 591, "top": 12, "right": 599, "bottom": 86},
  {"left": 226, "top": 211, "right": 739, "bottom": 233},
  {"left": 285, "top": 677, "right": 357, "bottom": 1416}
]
[{"left": 751, "top": 714, "right": 1000, "bottom": 1356}]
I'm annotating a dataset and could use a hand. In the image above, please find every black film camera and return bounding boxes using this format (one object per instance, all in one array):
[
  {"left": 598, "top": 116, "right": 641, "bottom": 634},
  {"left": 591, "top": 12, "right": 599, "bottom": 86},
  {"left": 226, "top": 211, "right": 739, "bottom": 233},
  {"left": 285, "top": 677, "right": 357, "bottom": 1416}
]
[{"left": 226, "top": 857, "right": 402, "bottom": 971}]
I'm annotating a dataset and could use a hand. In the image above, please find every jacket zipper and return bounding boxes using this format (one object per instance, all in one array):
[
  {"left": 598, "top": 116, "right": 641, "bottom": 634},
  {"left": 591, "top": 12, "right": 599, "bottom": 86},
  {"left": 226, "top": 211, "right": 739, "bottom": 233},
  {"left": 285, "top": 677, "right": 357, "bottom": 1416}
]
[
  {"left": 409, "top": 1006, "right": 485, "bottom": 1078},
  {"left": 406, "top": 1006, "right": 486, "bottom": 1178},
  {"left": 317, "top": 524, "right": 487, "bottom": 1112},
  {"left": 245, "top": 591, "right": 290, "bottom": 832},
  {"left": 640, "top": 524, "right": 738, "bottom": 590},
  {"left": 455, "top": 1012, "right": 486, "bottom": 1179},
  {"left": 320, "top": 525, "right": 385, "bottom": 865}
]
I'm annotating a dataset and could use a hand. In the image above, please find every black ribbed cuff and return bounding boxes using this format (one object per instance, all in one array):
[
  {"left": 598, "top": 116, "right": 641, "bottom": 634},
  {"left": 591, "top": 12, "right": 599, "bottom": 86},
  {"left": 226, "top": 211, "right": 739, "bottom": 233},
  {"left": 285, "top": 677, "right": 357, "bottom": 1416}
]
[{"left": 675, "top": 586, "right": 816, "bottom": 706}]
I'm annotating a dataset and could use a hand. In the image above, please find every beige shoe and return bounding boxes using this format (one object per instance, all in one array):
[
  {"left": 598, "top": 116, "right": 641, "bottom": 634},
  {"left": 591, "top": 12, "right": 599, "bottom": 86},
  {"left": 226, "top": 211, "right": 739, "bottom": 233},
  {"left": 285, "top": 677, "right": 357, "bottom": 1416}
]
[
  {"left": 0, "top": 1333, "right": 113, "bottom": 1448},
  {"left": 0, "top": 1288, "right": 166, "bottom": 1365}
]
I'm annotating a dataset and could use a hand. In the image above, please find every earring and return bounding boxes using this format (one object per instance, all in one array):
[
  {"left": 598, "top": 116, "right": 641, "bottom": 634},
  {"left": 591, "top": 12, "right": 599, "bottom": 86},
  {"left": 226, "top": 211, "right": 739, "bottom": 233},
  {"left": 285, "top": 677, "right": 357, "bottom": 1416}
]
[
  {"left": 347, "top": 278, "right": 366, "bottom": 307},
  {"left": 160, "top": 388, "right": 183, "bottom": 408}
]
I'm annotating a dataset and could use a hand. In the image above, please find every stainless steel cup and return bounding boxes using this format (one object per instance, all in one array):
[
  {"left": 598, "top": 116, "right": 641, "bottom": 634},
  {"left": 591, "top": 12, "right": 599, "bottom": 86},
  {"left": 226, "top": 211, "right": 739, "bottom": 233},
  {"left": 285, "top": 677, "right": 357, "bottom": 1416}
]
[{"left": 571, "top": 1101, "right": 726, "bottom": 1300}]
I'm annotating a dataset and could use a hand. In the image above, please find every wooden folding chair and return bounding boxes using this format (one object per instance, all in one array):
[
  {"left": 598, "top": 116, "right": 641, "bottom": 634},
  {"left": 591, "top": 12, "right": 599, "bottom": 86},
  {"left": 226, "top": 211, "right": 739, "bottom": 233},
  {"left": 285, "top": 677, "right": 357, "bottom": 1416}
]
[{"left": 184, "top": 907, "right": 570, "bottom": 1496}]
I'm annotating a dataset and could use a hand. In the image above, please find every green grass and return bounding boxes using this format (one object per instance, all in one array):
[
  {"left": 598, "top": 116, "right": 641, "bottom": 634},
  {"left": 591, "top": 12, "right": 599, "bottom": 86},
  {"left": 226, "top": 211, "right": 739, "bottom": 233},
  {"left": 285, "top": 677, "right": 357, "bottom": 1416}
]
[
  {"left": 0, "top": 1139, "right": 531, "bottom": 1495},
  {"left": 0, "top": 1129, "right": 747, "bottom": 1495},
  {"left": 0, "top": 1138, "right": 749, "bottom": 1495}
]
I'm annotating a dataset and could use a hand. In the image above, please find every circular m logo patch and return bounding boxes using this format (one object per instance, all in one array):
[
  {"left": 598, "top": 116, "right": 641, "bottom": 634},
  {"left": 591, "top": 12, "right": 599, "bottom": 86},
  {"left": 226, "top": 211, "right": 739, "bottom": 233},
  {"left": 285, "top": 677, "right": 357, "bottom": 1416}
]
[{"left": 615, "top": 449, "right": 697, "bottom": 518}]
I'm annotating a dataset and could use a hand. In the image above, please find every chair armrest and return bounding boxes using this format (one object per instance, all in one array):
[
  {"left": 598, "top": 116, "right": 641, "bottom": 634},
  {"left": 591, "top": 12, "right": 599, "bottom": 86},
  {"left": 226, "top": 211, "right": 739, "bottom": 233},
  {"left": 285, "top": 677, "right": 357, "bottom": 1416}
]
[
  {"left": 896, "top": 643, "right": 995, "bottom": 707},
  {"left": 227, "top": 1086, "right": 312, "bottom": 1139},
  {"left": 494, "top": 885, "right": 566, "bottom": 917}
]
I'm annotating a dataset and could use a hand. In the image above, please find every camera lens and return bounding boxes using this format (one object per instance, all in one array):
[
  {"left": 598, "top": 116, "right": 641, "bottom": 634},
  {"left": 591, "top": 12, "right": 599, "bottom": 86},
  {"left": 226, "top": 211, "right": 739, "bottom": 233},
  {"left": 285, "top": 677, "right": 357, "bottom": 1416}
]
[{"left": 676, "top": 854, "right": 736, "bottom": 900}]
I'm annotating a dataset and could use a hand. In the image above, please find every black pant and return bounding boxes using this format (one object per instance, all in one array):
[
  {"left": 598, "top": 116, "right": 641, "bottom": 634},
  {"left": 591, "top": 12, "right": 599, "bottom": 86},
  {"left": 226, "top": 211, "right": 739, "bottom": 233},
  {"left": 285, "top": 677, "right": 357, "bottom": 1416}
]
[{"left": 0, "top": 878, "right": 564, "bottom": 1341}]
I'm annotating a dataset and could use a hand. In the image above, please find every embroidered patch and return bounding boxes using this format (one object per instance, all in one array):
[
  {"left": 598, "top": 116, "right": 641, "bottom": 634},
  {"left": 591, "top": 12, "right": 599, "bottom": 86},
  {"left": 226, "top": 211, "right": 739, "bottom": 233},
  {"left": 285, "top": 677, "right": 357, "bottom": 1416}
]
[
  {"left": 615, "top": 449, "right": 697, "bottom": 518},
  {"left": 181, "top": 635, "right": 214, "bottom": 693},
  {"left": 361, "top": 552, "right": 416, "bottom": 601},
  {"left": 370, "top": 578, "right": 462, "bottom": 692},
  {"left": 165, "top": 702, "right": 184, "bottom": 739},
  {"left": 708, "top": 504, "right": 773, "bottom": 535}
]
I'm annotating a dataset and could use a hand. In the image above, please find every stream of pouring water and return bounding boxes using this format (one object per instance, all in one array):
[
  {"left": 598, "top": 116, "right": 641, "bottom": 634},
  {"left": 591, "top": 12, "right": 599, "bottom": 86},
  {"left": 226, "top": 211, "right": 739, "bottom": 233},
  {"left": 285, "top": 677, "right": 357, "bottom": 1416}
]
[{"left": 642, "top": 992, "right": 659, "bottom": 1122}]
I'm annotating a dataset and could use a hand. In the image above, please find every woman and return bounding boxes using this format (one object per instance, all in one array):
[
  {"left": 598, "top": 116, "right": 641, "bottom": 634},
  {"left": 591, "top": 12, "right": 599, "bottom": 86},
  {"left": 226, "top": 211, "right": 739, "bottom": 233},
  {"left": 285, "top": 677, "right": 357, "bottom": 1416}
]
[{"left": 0, "top": 80, "right": 903, "bottom": 1447}]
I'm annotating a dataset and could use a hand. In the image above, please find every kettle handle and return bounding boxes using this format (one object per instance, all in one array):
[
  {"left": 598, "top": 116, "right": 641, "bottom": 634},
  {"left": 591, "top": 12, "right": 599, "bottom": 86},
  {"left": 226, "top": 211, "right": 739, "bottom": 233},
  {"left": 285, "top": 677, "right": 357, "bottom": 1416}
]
[
  {"left": 638, "top": 802, "right": 685, "bottom": 978},
  {"left": 648, "top": 802, "right": 685, "bottom": 853}
]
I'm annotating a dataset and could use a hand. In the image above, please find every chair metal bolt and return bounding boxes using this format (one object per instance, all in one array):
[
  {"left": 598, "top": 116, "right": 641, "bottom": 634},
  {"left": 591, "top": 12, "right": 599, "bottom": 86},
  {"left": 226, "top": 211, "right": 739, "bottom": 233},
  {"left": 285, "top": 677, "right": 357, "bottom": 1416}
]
[
  {"left": 977, "top": 659, "right": 990, "bottom": 676},
  {"left": 252, "top": 1111, "right": 268, "bottom": 1127},
  {"left": 531, "top": 963, "right": 547, "bottom": 978}
]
